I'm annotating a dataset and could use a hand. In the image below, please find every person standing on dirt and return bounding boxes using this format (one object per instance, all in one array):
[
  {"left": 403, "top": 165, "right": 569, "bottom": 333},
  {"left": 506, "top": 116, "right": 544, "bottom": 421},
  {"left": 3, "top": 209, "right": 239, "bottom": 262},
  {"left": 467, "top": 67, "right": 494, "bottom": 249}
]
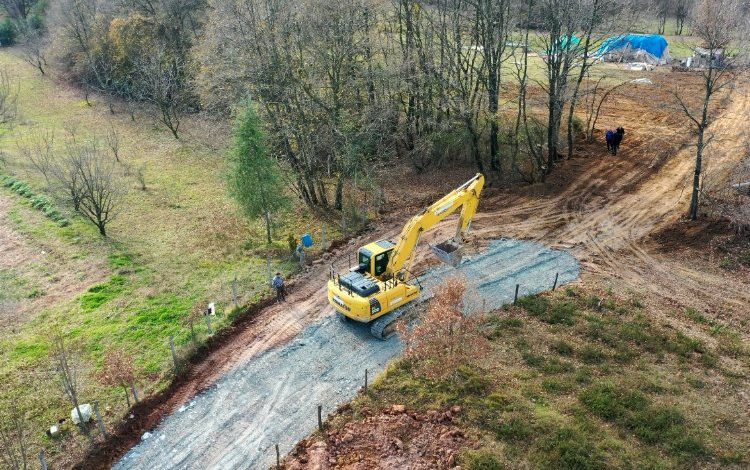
[
  {"left": 612, "top": 127, "right": 625, "bottom": 156},
  {"left": 606, "top": 129, "right": 615, "bottom": 154},
  {"left": 272, "top": 272, "right": 286, "bottom": 302}
]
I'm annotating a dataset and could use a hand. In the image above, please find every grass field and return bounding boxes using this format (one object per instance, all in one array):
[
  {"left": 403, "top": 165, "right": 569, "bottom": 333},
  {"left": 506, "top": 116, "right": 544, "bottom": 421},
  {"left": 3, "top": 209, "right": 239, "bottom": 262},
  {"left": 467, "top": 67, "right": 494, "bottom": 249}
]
[
  {"left": 327, "top": 287, "right": 750, "bottom": 469},
  {"left": 0, "top": 48, "right": 339, "bottom": 460}
]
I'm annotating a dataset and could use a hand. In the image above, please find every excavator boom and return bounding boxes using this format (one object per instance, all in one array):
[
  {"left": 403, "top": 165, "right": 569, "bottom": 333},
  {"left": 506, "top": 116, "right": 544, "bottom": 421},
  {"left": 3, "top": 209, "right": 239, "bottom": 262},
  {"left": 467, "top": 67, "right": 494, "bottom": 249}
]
[
  {"left": 327, "top": 173, "right": 485, "bottom": 338},
  {"left": 386, "top": 173, "right": 484, "bottom": 276}
]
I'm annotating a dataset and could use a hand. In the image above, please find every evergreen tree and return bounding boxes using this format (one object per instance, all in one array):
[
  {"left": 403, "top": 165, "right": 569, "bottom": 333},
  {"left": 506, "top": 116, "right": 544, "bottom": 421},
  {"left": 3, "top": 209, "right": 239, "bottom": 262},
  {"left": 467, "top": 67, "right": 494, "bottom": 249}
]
[{"left": 228, "top": 99, "right": 289, "bottom": 244}]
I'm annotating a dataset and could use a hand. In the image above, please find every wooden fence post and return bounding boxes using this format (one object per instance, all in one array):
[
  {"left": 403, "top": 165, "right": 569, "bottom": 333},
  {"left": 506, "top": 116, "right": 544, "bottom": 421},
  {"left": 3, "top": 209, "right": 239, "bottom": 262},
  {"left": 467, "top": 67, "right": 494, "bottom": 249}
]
[
  {"left": 93, "top": 401, "right": 107, "bottom": 438},
  {"left": 232, "top": 275, "right": 238, "bottom": 307},
  {"left": 169, "top": 336, "right": 178, "bottom": 372},
  {"left": 39, "top": 450, "right": 48, "bottom": 470},
  {"left": 205, "top": 313, "right": 213, "bottom": 335},
  {"left": 131, "top": 382, "right": 139, "bottom": 403},
  {"left": 317, "top": 405, "right": 323, "bottom": 432}
]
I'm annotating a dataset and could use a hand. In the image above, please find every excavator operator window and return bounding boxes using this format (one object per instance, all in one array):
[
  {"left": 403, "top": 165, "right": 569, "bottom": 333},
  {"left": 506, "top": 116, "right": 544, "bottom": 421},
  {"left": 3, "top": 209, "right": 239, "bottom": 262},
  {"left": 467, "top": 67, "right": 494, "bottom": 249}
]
[
  {"left": 374, "top": 250, "right": 391, "bottom": 276},
  {"left": 358, "top": 251, "right": 371, "bottom": 273}
]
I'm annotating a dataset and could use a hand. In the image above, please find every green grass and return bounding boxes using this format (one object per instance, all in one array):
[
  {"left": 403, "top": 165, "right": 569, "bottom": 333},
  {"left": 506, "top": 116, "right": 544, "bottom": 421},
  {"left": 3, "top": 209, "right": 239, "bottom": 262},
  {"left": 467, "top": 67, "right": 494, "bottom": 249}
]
[
  {"left": 0, "top": 48, "right": 342, "bottom": 464},
  {"left": 333, "top": 289, "right": 750, "bottom": 469}
]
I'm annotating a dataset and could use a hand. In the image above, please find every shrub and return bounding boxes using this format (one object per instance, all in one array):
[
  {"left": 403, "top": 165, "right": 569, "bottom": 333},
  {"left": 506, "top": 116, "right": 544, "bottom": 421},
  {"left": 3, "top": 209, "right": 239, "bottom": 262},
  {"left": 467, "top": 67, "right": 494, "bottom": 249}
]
[
  {"left": 494, "top": 414, "right": 534, "bottom": 441},
  {"left": 517, "top": 295, "right": 549, "bottom": 317},
  {"left": 580, "top": 346, "right": 606, "bottom": 364},
  {"left": 579, "top": 383, "right": 705, "bottom": 458},
  {"left": 537, "top": 427, "right": 606, "bottom": 470},
  {"left": 0, "top": 18, "right": 16, "bottom": 46},
  {"left": 464, "top": 451, "right": 504, "bottom": 470},
  {"left": 551, "top": 340, "right": 574, "bottom": 356}
]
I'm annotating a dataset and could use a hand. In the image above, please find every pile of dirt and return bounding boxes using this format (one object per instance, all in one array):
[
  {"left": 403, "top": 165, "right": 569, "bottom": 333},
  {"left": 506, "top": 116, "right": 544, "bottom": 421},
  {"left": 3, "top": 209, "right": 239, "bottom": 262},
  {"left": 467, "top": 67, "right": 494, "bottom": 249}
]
[{"left": 286, "top": 405, "right": 467, "bottom": 470}]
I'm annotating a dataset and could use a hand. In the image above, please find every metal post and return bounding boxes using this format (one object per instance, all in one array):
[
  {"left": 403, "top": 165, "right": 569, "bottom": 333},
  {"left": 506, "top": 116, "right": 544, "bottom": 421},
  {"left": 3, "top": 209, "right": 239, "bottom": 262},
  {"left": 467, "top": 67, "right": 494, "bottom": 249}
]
[
  {"left": 553, "top": 273, "right": 559, "bottom": 291},
  {"left": 275, "top": 443, "right": 280, "bottom": 468},
  {"left": 514, "top": 284, "right": 520, "bottom": 304},
  {"left": 39, "top": 450, "right": 48, "bottom": 470},
  {"left": 169, "top": 336, "right": 178, "bottom": 372},
  {"left": 205, "top": 313, "right": 213, "bottom": 335},
  {"left": 317, "top": 405, "right": 323, "bottom": 432},
  {"left": 232, "top": 275, "right": 238, "bottom": 307},
  {"left": 364, "top": 369, "right": 368, "bottom": 393},
  {"left": 93, "top": 401, "right": 107, "bottom": 437}
]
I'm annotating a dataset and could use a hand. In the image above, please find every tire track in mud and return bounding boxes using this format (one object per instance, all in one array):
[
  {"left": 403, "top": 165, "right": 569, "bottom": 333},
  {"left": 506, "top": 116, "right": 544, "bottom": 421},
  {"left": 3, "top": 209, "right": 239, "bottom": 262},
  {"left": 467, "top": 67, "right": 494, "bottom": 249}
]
[{"left": 114, "top": 239, "right": 580, "bottom": 469}]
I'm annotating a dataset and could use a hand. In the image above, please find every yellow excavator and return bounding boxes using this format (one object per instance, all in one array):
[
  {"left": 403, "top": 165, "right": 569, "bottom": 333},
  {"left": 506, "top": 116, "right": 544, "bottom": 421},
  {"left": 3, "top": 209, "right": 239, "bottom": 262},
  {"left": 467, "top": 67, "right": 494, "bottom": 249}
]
[{"left": 327, "top": 173, "right": 485, "bottom": 339}]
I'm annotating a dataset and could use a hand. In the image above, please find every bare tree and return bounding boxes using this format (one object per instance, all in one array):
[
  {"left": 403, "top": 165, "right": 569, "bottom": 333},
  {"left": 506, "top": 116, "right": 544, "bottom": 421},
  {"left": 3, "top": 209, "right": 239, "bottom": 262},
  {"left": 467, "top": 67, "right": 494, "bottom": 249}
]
[
  {"left": 99, "top": 350, "right": 139, "bottom": 408},
  {"left": 655, "top": 0, "right": 670, "bottom": 34},
  {"left": 73, "top": 142, "right": 124, "bottom": 236},
  {"left": 105, "top": 126, "right": 121, "bottom": 162},
  {"left": 0, "top": 68, "right": 19, "bottom": 124},
  {"left": 52, "top": 334, "right": 90, "bottom": 437},
  {"left": 475, "top": 0, "right": 513, "bottom": 173},
  {"left": 537, "top": 0, "right": 584, "bottom": 178},
  {"left": 674, "top": 0, "right": 694, "bottom": 35},
  {"left": 17, "top": 130, "right": 55, "bottom": 187},
  {"left": 0, "top": 405, "right": 30, "bottom": 470},
  {"left": 52, "top": 139, "right": 125, "bottom": 236},
  {"left": 673, "top": 0, "right": 745, "bottom": 220},
  {"left": 134, "top": 46, "right": 187, "bottom": 139},
  {"left": 18, "top": 26, "right": 47, "bottom": 75}
]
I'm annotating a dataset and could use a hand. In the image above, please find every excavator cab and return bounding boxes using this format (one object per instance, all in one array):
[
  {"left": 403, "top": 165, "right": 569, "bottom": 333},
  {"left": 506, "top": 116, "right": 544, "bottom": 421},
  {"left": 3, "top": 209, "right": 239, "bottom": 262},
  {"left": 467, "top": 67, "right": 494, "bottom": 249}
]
[{"left": 356, "top": 240, "right": 395, "bottom": 278}]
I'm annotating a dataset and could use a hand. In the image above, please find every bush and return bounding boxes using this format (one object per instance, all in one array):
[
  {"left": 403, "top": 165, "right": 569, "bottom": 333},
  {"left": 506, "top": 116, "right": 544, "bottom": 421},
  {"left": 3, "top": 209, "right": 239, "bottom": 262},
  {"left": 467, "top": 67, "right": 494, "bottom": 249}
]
[
  {"left": 580, "top": 345, "right": 606, "bottom": 364},
  {"left": 537, "top": 427, "right": 607, "bottom": 470},
  {"left": 0, "top": 18, "right": 16, "bottom": 46},
  {"left": 464, "top": 451, "right": 504, "bottom": 470},
  {"left": 579, "top": 383, "right": 705, "bottom": 458},
  {"left": 551, "top": 340, "right": 574, "bottom": 356}
]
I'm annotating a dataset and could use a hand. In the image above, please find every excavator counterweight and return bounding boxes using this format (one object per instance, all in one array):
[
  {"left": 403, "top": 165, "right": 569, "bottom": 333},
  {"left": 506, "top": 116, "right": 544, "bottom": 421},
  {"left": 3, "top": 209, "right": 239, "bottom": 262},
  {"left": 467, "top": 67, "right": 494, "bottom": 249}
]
[{"left": 327, "top": 173, "right": 485, "bottom": 339}]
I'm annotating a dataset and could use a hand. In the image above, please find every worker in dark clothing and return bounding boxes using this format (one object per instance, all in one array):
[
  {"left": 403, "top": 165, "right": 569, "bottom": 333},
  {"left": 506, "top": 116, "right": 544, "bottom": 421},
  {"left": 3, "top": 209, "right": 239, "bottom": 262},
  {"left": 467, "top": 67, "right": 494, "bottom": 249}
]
[
  {"left": 606, "top": 129, "right": 614, "bottom": 154},
  {"left": 612, "top": 127, "right": 625, "bottom": 156},
  {"left": 272, "top": 272, "right": 286, "bottom": 302}
]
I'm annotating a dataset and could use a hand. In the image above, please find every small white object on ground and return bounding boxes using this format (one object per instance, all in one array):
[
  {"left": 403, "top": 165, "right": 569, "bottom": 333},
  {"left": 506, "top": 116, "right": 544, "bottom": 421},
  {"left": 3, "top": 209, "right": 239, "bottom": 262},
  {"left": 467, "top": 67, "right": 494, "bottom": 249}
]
[
  {"left": 632, "top": 78, "right": 653, "bottom": 85},
  {"left": 142, "top": 432, "right": 152, "bottom": 441},
  {"left": 49, "top": 425, "right": 61, "bottom": 437},
  {"left": 70, "top": 404, "right": 92, "bottom": 424}
]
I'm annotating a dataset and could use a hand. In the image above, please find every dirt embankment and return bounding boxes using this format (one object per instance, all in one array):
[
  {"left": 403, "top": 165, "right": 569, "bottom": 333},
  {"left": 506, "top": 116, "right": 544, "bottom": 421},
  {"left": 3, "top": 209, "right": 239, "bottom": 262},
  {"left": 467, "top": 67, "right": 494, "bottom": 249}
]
[{"left": 287, "top": 405, "right": 467, "bottom": 470}]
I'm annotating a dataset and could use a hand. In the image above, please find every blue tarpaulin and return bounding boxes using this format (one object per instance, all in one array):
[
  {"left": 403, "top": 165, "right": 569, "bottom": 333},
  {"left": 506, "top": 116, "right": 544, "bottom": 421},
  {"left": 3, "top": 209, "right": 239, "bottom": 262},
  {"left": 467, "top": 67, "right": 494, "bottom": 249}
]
[{"left": 597, "top": 34, "right": 669, "bottom": 62}]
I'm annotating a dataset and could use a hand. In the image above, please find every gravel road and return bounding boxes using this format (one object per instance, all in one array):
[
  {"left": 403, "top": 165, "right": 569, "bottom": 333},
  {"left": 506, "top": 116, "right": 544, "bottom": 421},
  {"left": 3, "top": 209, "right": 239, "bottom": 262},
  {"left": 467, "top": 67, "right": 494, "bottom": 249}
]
[{"left": 115, "top": 238, "right": 579, "bottom": 470}]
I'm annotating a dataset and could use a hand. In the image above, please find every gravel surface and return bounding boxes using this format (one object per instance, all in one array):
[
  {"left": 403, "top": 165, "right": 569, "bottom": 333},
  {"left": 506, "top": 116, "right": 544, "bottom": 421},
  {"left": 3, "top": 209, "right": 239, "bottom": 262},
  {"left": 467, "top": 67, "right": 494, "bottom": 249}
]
[{"left": 115, "top": 238, "right": 579, "bottom": 470}]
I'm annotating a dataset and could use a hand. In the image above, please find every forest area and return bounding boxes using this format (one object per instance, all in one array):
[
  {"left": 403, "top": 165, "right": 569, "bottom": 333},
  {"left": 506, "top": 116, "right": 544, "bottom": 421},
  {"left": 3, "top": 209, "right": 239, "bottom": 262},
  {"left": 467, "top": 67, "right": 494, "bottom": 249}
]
[{"left": 0, "top": 0, "right": 749, "bottom": 468}]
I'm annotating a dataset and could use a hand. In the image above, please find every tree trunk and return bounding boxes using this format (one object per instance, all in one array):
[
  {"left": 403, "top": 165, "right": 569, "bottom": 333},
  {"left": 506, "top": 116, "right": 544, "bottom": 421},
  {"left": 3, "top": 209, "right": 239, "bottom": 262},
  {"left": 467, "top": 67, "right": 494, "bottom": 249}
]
[
  {"left": 263, "top": 211, "right": 272, "bottom": 244},
  {"left": 489, "top": 71, "right": 501, "bottom": 172},
  {"left": 689, "top": 126, "right": 704, "bottom": 220},
  {"left": 334, "top": 175, "right": 344, "bottom": 211},
  {"left": 123, "top": 385, "right": 131, "bottom": 408}
]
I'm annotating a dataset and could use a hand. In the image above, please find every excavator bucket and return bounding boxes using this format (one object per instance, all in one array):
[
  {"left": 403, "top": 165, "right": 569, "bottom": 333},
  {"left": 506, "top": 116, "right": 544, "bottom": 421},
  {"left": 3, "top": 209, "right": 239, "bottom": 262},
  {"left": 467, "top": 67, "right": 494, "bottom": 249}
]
[{"left": 431, "top": 240, "right": 463, "bottom": 267}]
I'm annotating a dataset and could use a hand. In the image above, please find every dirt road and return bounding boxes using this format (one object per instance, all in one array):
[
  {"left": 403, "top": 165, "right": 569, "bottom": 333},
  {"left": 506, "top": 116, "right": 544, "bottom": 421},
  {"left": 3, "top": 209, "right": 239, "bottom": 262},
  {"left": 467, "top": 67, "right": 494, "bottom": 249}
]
[{"left": 114, "top": 239, "right": 579, "bottom": 469}]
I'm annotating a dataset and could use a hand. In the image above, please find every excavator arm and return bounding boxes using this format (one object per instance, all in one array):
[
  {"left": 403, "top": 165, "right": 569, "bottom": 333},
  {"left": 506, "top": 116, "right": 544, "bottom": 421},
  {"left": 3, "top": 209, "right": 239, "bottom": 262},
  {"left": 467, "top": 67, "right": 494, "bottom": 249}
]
[{"left": 386, "top": 173, "right": 485, "bottom": 278}]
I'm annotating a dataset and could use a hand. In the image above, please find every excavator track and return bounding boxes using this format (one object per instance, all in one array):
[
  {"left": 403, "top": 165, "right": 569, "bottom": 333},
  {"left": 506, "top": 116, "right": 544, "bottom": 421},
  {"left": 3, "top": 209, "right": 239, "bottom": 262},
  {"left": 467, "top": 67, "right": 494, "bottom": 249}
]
[
  {"left": 369, "top": 293, "right": 434, "bottom": 340},
  {"left": 369, "top": 306, "right": 409, "bottom": 340}
]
